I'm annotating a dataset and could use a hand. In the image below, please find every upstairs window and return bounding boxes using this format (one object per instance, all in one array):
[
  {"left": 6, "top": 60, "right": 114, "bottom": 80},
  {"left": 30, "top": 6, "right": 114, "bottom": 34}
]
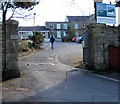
[
  {"left": 57, "top": 24, "right": 61, "bottom": 29},
  {"left": 63, "top": 24, "right": 68, "bottom": 29},
  {"left": 49, "top": 24, "right": 54, "bottom": 29},
  {"left": 74, "top": 23, "right": 78, "bottom": 29}
]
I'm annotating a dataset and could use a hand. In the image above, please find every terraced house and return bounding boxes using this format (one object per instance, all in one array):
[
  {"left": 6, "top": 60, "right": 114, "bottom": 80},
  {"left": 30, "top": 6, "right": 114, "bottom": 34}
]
[{"left": 46, "top": 16, "right": 90, "bottom": 40}]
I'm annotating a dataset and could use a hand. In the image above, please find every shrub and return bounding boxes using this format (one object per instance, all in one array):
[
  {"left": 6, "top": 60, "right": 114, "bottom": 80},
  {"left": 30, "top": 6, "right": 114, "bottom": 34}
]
[
  {"left": 63, "top": 26, "right": 76, "bottom": 42},
  {"left": 62, "top": 36, "right": 72, "bottom": 42},
  {"left": 29, "top": 32, "right": 44, "bottom": 49},
  {"left": 18, "top": 40, "right": 30, "bottom": 52}
]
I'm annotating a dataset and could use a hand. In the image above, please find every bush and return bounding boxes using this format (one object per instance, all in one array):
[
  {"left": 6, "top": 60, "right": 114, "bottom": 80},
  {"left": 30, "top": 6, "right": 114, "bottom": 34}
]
[
  {"left": 29, "top": 32, "right": 44, "bottom": 49},
  {"left": 63, "top": 26, "right": 75, "bottom": 42},
  {"left": 18, "top": 40, "right": 30, "bottom": 52},
  {"left": 62, "top": 35, "right": 74, "bottom": 42}
]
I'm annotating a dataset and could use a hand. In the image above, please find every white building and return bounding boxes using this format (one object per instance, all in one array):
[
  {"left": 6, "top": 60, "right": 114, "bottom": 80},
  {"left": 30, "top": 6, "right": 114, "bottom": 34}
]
[{"left": 18, "top": 26, "right": 50, "bottom": 40}]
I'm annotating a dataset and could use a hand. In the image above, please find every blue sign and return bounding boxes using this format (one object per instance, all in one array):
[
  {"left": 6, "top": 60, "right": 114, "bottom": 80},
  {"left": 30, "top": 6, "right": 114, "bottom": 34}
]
[{"left": 96, "top": 3, "right": 116, "bottom": 24}]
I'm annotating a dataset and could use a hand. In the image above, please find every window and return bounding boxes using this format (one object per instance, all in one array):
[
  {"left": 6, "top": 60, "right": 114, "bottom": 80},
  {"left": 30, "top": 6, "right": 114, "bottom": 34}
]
[
  {"left": 63, "top": 24, "right": 68, "bottom": 29},
  {"left": 63, "top": 31, "right": 67, "bottom": 36},
  {"left": 57, "top": 24, "right": 61, "bottom": 29},
  {"left": 49, "top": 24, "right": 54, "bottom": 29},
  {"left": 75, "top": 23, "right": 78, "bottom": 29},
  {"left": 57, "top": 31, "right": 61, "bottom": 38},
  {"left": 50, "top": 31, "right": 54, "bottom": 35}
]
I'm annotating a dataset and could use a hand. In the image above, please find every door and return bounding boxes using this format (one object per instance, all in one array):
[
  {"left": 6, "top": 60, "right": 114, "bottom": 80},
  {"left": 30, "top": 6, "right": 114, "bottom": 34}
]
[{"left": 108, "top": 45, "right": 120, "bottom": 71}]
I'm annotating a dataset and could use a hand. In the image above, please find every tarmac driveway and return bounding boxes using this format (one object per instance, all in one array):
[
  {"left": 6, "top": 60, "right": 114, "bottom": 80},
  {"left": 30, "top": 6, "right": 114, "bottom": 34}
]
[{"left": 2, "top": 42, "right": 119, "bottom": 103}]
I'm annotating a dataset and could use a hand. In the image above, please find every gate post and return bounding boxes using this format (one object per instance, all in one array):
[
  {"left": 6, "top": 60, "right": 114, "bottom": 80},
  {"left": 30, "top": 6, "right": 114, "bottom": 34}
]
[{"left": 2, "top": 20, "right": 20, "bottom": 81}]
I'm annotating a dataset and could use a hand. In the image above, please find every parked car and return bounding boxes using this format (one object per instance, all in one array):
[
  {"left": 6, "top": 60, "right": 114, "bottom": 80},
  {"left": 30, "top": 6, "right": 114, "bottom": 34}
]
[
  {"left": 72, "top": 36, "right": 78, "bottom": 42},
  {"left": 76, "top": 36, "right": 83, "bottom": 43}
]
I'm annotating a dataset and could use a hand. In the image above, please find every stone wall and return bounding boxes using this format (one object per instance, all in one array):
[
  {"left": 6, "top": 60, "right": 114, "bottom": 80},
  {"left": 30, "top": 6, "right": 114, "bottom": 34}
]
[
  {"left": 2, "top": 20, "right": 20, "bottom": 81},
  {"left": 84, "top": 23, "right": 120, "bottom": 71}
]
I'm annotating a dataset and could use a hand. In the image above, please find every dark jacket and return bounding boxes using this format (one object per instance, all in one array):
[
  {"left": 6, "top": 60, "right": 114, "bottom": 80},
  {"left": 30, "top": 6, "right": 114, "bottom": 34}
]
[{"left": 50, "top": 36, "right": 55, "bottom": 43}]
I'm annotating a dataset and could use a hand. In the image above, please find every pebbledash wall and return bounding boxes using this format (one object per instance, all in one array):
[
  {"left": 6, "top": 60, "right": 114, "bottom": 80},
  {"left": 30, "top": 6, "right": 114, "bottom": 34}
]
[
  {"left": 83, "top": 23, "right": 120, "bottom": 71},
  {"left": 1, "top": 20, "right": 20, "bottom": 81}
]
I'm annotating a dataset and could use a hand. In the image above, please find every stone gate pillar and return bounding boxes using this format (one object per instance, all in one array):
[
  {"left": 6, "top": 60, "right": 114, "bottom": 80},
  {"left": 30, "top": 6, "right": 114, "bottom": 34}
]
[
  {"left": 2, "top": 20, "right": 20, "bottom": 81},
  {"left": 86, "top": 23, "right": 119, "bottom": 71}
]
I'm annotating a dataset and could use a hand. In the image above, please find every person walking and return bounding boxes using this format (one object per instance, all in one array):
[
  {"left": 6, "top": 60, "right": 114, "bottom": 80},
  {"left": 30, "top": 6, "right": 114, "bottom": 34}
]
[{"left": 50, "top": 35, "right": 55, "bottom": 49}]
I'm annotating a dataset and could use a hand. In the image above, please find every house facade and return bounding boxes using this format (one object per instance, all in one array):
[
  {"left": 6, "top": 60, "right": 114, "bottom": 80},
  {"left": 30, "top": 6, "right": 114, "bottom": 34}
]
[
  {"left": 46, "top": 22, "right": 68, "bottom": 39},
  {"left": 18, "top": 16, "right": 91, "bottom": 40},
  {"left": 65, "top": 16, "right": 90, "bottom": 35},
  {"left": 46, "top": 16, "right": 90, "bottom": 40},
  {"left": 18, "top": 26, "right": 50, "bottom": 39}
]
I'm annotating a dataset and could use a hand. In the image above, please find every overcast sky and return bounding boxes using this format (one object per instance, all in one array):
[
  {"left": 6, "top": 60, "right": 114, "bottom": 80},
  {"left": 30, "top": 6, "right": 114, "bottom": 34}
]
[{"left": 13, "top": 0, "right": 115, "bottom": 26}]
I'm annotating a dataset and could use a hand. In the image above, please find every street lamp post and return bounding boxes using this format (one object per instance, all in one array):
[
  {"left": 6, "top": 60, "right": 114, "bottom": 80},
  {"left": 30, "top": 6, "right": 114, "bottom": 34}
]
[
  {"left": 93, "top": 0, "right": 103, "bottom": 20},
  {"left": 33, "top": 13, "right": 36, "bottom": 35}
]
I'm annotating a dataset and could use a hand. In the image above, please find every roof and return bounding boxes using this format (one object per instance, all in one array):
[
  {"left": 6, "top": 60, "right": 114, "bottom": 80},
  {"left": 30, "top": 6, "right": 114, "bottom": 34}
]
[
  {"left": 18, "top": 26, "right": 50, "bottom": 32},
  {"left": 66, "top": 16, "right": 90, "bottom": 22},
  {"left": 46, "top": 21, "right": 68, "bottom": 23},
  {"left": 115, "top": 0, "right": 120, "bottom": 2}
]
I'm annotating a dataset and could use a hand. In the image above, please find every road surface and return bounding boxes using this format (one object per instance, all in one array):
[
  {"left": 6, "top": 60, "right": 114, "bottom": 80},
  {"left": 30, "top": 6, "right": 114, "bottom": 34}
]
[{"left": 2, "top": 42, "right": 119, "bottom": 103}]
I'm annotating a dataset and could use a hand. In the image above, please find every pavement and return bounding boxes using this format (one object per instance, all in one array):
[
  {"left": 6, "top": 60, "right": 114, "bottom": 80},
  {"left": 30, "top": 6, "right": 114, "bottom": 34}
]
[{"left": 2, "top": 42, "right": 119, "bottom": 103}]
